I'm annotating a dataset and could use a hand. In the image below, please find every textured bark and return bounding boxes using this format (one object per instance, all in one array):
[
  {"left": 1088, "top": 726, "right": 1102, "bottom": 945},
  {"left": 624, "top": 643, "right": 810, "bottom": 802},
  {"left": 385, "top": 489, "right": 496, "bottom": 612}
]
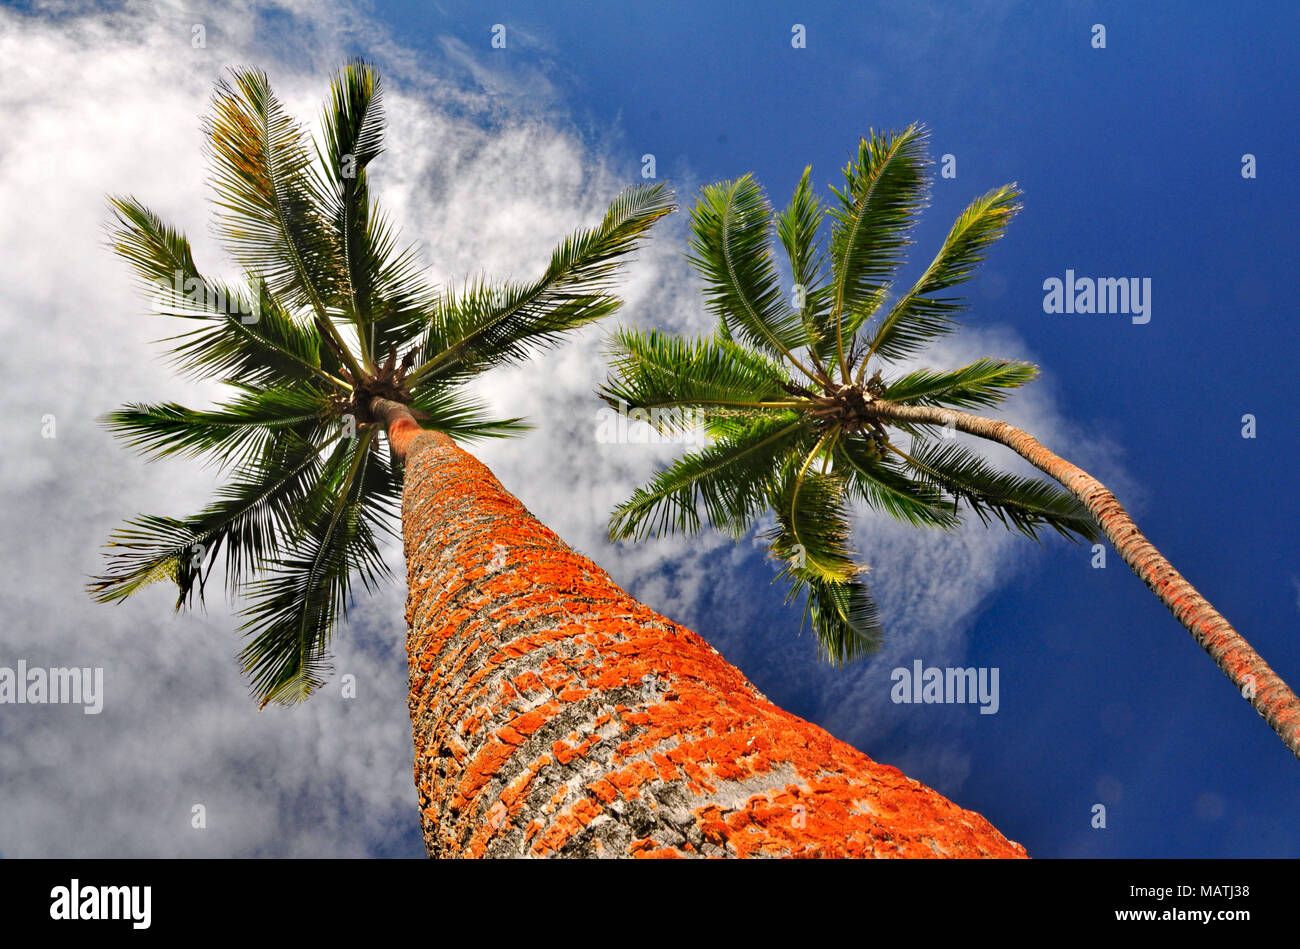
[
  {"left": 376, "top": 397, "right": 1026, "bottom": 858},
  {"left": 870, "top": 399, "right": 1300, "bottom": 762}
]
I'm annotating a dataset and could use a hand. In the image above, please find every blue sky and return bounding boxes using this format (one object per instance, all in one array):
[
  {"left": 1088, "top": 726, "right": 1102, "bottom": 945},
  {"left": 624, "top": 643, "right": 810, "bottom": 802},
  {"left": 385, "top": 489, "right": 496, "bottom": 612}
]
[{"left": 0, "top": 0, "right": 1296, "bottom": 858}]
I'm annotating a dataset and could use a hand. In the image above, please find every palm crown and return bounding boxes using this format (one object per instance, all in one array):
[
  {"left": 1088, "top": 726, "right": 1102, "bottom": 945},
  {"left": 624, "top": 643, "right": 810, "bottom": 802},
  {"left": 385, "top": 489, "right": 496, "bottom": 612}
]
[
  {"left": 90, "top": 61, "right": 673, "bottom": 707},
  {"left": 601, "top": 125, "right": 1097, "bottom": 663}
]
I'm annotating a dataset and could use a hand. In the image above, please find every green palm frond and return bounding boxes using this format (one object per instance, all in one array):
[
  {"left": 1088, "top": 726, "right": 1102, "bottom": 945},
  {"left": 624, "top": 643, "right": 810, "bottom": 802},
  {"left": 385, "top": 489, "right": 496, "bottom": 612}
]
[
  {"left": 237, "top": 429, "right": 396, "bottom": 707},
  {"left": 207, "top": 66, "right": 365, "bottom": 380},
  {"left": 85, "top": 515, "right": 202, "bottom": 607},
  {"left": 90, "top": 424, "right": 353, "bottom": 609},
  {"left": 407, "top": 182, "right": 674, "bottom": 386},
  {"left": 312, "top": 60, "right": 437, "bottom": 364},
  {"left": 827, "top": 125, "right": 928, "bottom": 374},
  {"left": 101, "top": 385, "right": 333, "bottom": 470},
  {"left": 407, "top": 386, "right": 531, "bottom": 444},
  {"left": 687, "top": 175, "right": 815, "bottom": 376},
  {"left": 775, "top": 167, "right": 832, "bottom": 317},
  {"left": 779, "top": 569, "right": 884, "bottom": 664},
  {"left": 766, "top": 465, "right": 881, "bottom": 662},
  {"left": 882, "top": 358, "right": 1038, "bottom": 409},
  {"left": 159, "top": 283, "right": 344, "bottom": 388},
  {"left": 864, "top": 184, "right": 1020, "bottom": 366},
  {"left": 315, "top": 58, "right": 387, "bottom": 345},
  {"left": 108, "top": 195, "right": 199, "bottom": 289},
  {"left": 837, "top": 435, "right": 959, "bottom": 529},
  {"left": 893, "top": 438, "right": 1098, "bottom": 541},
  {"left": 409, "top": 276, "right": 617, "bottom": 385},
  {"left": 207, "top": 68, "right": 334, "bottom": 319},
  {"left": 772, "top": 460, "right": 860, "bottom": 584},
  {"left": 608, "top": 413, "right": 810, "bottom": 541},
  {"left": 599, "top": 327, "right": 791, "bottom": 420},
  {"left": 108, "top": 197, "right": 341, "bottom": 390}
]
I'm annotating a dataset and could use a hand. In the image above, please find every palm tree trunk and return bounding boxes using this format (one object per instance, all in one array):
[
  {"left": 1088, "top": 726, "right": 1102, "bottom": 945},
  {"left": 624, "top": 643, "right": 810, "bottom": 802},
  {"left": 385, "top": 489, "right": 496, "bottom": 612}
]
[
  {"left": 870, "top": 399, "right": 1300, "bottom": 761},
  {"left": 372, "top": 398, "right": 1024, "bottom": 858}
]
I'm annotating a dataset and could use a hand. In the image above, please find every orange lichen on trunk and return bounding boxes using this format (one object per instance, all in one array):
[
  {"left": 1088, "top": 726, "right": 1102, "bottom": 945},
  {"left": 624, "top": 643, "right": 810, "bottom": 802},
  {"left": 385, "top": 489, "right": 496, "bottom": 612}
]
[{"left": 399, "top": 429, "right": 1026, "bottom": 858}]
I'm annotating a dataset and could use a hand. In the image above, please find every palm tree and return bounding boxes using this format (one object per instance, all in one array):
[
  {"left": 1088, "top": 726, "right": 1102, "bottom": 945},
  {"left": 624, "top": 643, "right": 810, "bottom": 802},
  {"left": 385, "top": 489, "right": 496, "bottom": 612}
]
[
  {"left": 601, "top": 124, "right": 1300, "bottom": 762},
  {"left": 90, "top": 65, "right": 1026, "bottom": 857}
]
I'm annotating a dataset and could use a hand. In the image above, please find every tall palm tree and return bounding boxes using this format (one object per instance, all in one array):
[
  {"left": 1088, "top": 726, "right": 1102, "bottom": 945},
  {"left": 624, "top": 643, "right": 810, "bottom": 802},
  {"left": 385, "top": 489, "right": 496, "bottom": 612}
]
[
  {"left": 90, "top": 65, "right": 1026, "bottom": 857},
  {"left": 601, "top": 124, "right": 1300, "bottom": 762}
]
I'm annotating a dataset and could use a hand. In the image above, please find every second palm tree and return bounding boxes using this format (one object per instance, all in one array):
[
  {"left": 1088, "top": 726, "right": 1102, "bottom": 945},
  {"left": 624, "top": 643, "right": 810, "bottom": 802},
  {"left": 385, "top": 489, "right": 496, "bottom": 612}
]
[{"left": 602, "top": 124, "right": 1300, "bottom": 762}]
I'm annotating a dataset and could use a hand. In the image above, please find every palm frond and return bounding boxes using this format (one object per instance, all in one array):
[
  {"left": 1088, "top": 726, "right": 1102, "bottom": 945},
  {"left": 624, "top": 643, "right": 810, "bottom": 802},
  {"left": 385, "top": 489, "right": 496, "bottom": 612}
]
[
  {"left": 101, "top": 385, "right": 333, "bottom": 470},
  {"left": 608, "top": 413, "right": 809, "bottom": 541},
  {"left": 599, "top": 327, "right": 792, "bottom": 420},
  {"left": 207, "top": 67, "right": 336, "bottom": 321},
  {"left": 315, "top": 59, "right": 386, "bottom": 336},
  {"left": 772, "top": 460, "right": 860, "bottom": 584},
  {"left": 687, "top": 175, "right": 813, "bottom": 374},
  {"left": 410, "top": 276, "right": 617, "bottom": 385},
  {"left": 882, "top": 357, "right": 1038, "bottom": 409},
  {"left": 160, "top": 283, "right": 343, "bottom": 388},
  {"left": 108, "top": 197, "right": 341, "bottom": 389},
  {"left": 864, "top": 184, "right": 1020, "bottom": 365},
  {"left": 777, "top": 568, "right": 883, "bottom": 664},
  {"left": 766, "top": 466, "right": 881, "bottom": 661},
  {"left": 895, "top": 437, "right": 1098, "bottom": 541},
  {"left": 236, "top": 429, "right": 395, "bottom": 707},
  {"left": 828, "top": 125, "right": 928, "bottom": 373},
  {"left": 312, "top": 60, "right": 437, "bottom": 365},
  {"left": 773, "top": 165, "right": 833, "bottom": 352},
  {"left": 88, "top": 424, "right": 351, "bottom": 608},
  {"left": 107, "top": 195, "right": 198, "bottom": 288},
  {"left": 837, "top": 436, "right": 959, "bottom": 528},
  {"left": 407, "top": 182, "right": 674, "bottom": 386},
  {"left": 407, "top": 386, "right": 531, "bottom": 444},
  {"left": 85, "top": 515, "right": 203, "bottom": 607}
]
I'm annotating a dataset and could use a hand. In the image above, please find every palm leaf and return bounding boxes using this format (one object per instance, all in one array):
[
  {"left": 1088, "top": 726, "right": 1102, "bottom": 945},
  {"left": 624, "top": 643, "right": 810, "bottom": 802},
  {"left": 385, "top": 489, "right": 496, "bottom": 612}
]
[
  {"left": 775, "top": 165, "right": 833, "bottom": 342},
  {"left": 882, "top": 358, "right": 1037, "bottom": 409},
  {"left": 865, "top": 184, "right": 1020, "bottom": 365},
  {"left": 312, "top": 60, "right": 436, "bottom": 364},
  {"left": 771, "top": 460, "right": 860, "bottom": 584},
  {"left": 687, "top": 175, "right": 812, "bottom": 372},
  {"left": 89, "top": 424, "right": 351, "bottom": 607},
  {"left": 608, "top": 413, "right": 809, "bottom": 541},
  {"left": 108, "top": 197, "right": 341, "bottom": 389},
  {"left": 207, "top": 67, "right": 336, "bottom": 321},
  {"left": 406, "top": 386, "right": 531, "bottom": 444},
  {"left": 777, "top": 569, "right": 883, "bottom": 664},
  {"left": 599, "top": 327, "right": 791, "bottom": 422},
  {"left": 827, "top": 125, "right": 928, "bottom": 373},
  {"left": 407, "top": 182, "right": 674, "bottom": 386},
  {"left": 159, "top": 282, "right": 343, "bottom": 388},
  {"left": 237, "top": 428, "right": 397, "bottom": 707},
  {"left": 101, "top": 385, "right": 333, "bottom": 470},
  {"left": 896, "top": 438, "right": 1098, "bottom": 540},
  {"left": 837, "top": 435, "right": 959, "bottom": 529},
  {"left": 766, "top": 466, "right": 881, "bottom": 661}
]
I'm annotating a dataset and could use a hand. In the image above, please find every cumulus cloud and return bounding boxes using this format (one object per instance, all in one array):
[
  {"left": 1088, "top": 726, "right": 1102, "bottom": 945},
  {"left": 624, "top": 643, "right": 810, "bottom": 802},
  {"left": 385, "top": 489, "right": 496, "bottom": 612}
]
[{"left": 0, "top": 0, "right": 1128, "bottom": 855}]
